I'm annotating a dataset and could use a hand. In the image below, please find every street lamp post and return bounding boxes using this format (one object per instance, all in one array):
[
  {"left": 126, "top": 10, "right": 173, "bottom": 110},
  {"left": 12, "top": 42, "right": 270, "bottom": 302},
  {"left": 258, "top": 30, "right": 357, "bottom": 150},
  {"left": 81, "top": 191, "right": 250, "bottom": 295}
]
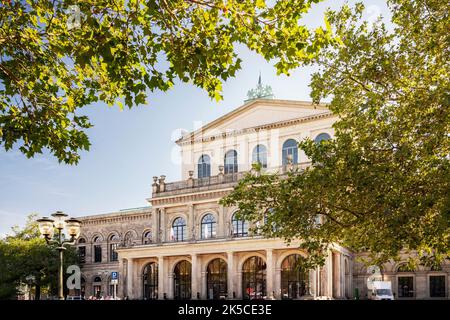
[{"left": 37, "top": 211, "right": 81, "bottom": 300}]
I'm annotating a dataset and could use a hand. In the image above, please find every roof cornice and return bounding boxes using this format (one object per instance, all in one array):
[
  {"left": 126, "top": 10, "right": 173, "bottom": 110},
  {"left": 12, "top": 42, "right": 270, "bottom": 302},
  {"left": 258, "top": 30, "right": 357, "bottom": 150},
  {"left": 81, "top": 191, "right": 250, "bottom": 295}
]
[
  {"left": 176, "top": 99, "right": 329, "bottom": 145},
  {"left": 77, "top": 207, "right": 152, "bottom": 222},
  {"left": 177, "top": 110, "right": 335, "bottom": 146}
]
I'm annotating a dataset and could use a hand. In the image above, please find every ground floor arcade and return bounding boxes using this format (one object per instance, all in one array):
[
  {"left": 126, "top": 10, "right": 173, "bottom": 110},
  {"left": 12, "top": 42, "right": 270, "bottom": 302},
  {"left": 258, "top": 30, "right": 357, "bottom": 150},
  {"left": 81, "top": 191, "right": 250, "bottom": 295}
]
[{"left": 112, "top": 238, "right": 352, "bottom": 300}]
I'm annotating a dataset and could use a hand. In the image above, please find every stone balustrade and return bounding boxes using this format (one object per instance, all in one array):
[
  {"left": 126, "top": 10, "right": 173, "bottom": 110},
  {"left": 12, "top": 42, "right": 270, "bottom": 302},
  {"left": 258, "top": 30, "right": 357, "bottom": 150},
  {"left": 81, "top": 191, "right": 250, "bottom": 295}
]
[{"left": 152, "top": 162, "right": 312, "bottom": 198}]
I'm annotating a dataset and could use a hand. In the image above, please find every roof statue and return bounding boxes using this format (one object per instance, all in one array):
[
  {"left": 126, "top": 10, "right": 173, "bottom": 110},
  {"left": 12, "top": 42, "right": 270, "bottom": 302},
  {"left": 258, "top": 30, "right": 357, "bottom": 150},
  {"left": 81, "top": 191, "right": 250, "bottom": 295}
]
[{"left": 245, "top": 73, "right": 274, "bottom": 102}]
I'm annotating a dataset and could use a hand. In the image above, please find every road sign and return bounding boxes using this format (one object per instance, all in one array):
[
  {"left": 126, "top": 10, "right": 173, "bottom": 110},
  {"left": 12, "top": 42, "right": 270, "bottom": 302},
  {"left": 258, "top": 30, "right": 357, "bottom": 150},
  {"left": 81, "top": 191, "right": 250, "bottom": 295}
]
[
  {"left": 111, "top": 279, "right": 118, "bottom": 285},
  {"left": 111, "top": 271, "right": 118, "bottom": 280}
]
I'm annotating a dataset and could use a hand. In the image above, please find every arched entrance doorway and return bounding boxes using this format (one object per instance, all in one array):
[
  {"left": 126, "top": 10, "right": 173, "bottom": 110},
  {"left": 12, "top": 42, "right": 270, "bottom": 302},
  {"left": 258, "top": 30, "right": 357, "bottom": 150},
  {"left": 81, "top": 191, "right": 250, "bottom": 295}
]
[
  {"left": 93, "top": 276, "right": 102, "bottom": 298},
  {"left": 174, "top": 260, "right": 191, "bottom": 299},
  {"left": 75, "top": 277, "right": 85, "bottom": 297},
  {"left": 281, "top": 254, "right": 310, "bottom": 299},
  {"left": 242, "top": 256, "right": 266, "bottom": 299},
  {"left": 143, "top": 262, "right": 158, "bottom": 300},
  {"left": 206, "top": 258, "right": 227, "bottom": 299}
]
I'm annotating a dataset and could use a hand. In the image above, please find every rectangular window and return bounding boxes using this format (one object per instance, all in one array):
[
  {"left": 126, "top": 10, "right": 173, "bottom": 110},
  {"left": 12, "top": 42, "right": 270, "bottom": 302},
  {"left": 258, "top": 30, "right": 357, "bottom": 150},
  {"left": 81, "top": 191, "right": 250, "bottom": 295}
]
[
  {"left": 430, "top": 275, "right": 446, "bottom": 298},
  {"left": 94, "top": 245, "right": 102, "bottom": 263},
  {"left": 78, "top": 246, "right": 86, "bottom": 264},
  {"left": 109, "top": 243, "right": 118, "bottom": 262},
  {"left": 398, "top": 276, "right": 414, "bottom": 297}
]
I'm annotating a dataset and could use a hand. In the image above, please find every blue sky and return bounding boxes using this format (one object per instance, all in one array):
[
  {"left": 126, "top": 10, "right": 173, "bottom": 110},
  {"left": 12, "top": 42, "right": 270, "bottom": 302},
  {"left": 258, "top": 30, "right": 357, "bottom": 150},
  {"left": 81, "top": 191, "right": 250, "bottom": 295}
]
[{"left": 0, "top": 1, "right": 390, "bottom": 236}]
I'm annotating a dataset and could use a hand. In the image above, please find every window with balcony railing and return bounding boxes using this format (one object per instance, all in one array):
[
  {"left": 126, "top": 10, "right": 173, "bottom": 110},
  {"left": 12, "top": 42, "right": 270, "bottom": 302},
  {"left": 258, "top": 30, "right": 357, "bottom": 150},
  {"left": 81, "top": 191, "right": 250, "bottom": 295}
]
[
  {"left": 201, "top": 214, "right": 217, "bottom": 239},
  {"left": 198, "top": 154, "right": 211, "bottom": 178},
  {"left": 224, "top": 150, "right": 238, "bottom": 174},
  {"left": 171, "top": 217, "right": 187, "bottom": 242}
]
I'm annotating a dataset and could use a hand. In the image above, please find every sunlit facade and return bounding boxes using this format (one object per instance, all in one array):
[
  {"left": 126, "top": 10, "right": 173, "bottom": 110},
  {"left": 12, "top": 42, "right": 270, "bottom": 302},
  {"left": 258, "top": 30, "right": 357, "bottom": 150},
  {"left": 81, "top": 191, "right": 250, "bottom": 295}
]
[{"left": 76, "top": 98, "right": 449, "bottom": 300}]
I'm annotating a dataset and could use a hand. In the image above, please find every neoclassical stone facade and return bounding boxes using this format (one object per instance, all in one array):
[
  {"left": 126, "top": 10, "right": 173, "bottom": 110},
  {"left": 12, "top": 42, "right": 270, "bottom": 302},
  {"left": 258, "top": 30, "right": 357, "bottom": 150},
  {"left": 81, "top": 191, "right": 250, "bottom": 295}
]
[{"left": 76, "top": 98, "right": 449, "bottom": 300}]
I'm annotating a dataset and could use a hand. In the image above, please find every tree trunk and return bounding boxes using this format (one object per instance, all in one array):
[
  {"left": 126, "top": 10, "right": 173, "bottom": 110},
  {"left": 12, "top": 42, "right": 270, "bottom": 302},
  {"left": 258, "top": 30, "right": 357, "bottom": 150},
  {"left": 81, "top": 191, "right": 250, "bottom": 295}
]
[{"left": 35, "top": 276, "right": 41, "bottom": 300}]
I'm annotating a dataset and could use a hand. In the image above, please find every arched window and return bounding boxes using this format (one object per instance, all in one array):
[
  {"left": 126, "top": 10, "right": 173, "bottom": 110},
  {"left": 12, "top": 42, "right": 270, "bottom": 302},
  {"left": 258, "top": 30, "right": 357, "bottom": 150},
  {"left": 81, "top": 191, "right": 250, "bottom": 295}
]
[
  {"left": 224, "top": 150, "right": 238, "bottom": 174},
  {"left": 78, "top": 238, "right": 86, "bottom": 244},
  {"left": 314, "top": 133, "right": 331, "bottom": 144},
  {"left": 198, "top": 155, "right": 211, "bottom": 178},
  {"left": 172, "top": 217, "right": 187, "bottom": 242},
  {"left": 93, "top": 236, "right": 102, "bottom": 263},
  {"left": 397, "top": 264, "right": 415, "bottom": 272},
  {"left": 232, "top": 213, "right": 248, "bottom": 237},
  {"left": 207, "top": 258, "right": 228, "bottom": 299},
  {"left": 281, "top": 254, "right": 310, "bottom": 299},
  {"left": 93, "top": 276, "right": 102, "bottom": 298},
  {"left": 174, "top": 260, "right": 192, "bottom": 299},
  {"left": 143, "top": 262, "right": 158, "bottom": 300},
  {"left": 242, "top": 256, "right": 266, "bottom": 299},
  {"left": 282, "top": 139, "right": 298, "bottom": 165},
  {"left": 143, "top": 230, "right": 152, "bottom": 244},
  {"left": 201, "top": 214, "right": 217, "bottom": 239},
  {"left": 124, "top": 231, "right": 135, "bottom": 247},
  {"left": 252, "top": 144, "right": 268, "bottom": 168},
  {"left": 108, "top": 234, "right": 120, "bottom": 262}
]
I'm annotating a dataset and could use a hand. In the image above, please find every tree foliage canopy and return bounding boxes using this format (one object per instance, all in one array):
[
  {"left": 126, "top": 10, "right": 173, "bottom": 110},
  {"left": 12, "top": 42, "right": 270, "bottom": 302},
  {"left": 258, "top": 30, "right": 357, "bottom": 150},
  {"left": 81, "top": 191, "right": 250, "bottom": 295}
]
[
  {"left": 221, "top": 0, "right": 449, "bottom": 268},
  {"left": 0, "top": 0, "right": 332, "bottom": 164},
  {"left": 0, "top": 214, "right": 78, "bottom": 299}
]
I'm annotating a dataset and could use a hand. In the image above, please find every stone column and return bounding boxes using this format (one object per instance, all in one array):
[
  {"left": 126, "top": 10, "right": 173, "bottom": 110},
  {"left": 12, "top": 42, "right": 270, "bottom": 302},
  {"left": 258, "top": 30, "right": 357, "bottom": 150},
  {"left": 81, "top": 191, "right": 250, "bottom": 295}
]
[
  {"left": 237, "top": 271, "right": 243, "bottom": 299},
  {"left": 266, "top": 249, "right": 274, "bottom": 299},
  {"left": 327, "top": 250, "right": 333, "bottom": 298},
  {"left": 126, "top": 258, "right": 134, "bottom": 299},
  {"left": 309, "top": 268, "right": 316, "bottom": 297},
  {"left": 160, "top": 208, "right": 166, "bottom": 242},
  {"left": 168, "top": 273, "right": 174, "bottom": 299},
  {"left": 152, "top": 208, "right": 158, "bottom": 243},
  {"left": 349, "top": 259, "right": 354, "bottom": 299},
  {"left": 188, "top": 204, "right": 195, "bottom": 240},
  {"left": 315, "top": 266, "right": 320, "bottom": 298},
  {"left": 201, "top": 271, "right": 207, "bottom": 300},
  {"left": 158, "top": 256, "right": 164, "bottom": 299},
  {"left": 274, "top": 267, "right": 282, "bottom": 299},
  {"left": 85, "top": 243, "right": 92, "bottom": 264},
  {"left": 102, "top": 242, "right": 107, "bottom": 263},
  {"left": 340, "top": 254, "right": 345, "bottom": 298},
  {"left": 118, "top": 258, "right": 125, "bottom": 299},
  {"left": 191, "top": 254, "right": 199, "bottom": 299},
  {"left": 227, "top": 252, "right": 234, "bottom": 299},
  {"left": 219, "top": 205, "right": 226, "bottom": 237}
]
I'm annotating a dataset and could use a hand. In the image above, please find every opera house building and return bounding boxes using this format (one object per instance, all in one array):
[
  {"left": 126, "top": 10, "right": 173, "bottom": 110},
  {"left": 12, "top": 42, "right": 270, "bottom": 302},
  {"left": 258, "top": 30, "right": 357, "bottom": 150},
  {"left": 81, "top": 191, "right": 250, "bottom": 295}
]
[{"left": 74, "top": 88, "right": 449, "bottom": 300}]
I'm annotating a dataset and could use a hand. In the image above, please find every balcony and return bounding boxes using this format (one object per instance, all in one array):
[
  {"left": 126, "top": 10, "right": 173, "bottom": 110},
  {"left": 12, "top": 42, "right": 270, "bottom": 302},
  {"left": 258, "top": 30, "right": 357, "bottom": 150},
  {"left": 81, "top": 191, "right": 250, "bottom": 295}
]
[
  {"left": 119, "top": 234, "right": 268, "bottom": 251},
  {"left": 151, "top": 162, "right": 311, "bottom": 198}
]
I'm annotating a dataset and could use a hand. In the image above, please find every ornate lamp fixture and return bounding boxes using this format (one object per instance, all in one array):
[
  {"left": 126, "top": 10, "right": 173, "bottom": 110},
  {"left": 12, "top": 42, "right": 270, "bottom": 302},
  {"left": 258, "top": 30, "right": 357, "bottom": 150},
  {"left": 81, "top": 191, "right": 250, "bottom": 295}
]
[{"left": 37, "top": 211, "right": 81, "bottom": 300}]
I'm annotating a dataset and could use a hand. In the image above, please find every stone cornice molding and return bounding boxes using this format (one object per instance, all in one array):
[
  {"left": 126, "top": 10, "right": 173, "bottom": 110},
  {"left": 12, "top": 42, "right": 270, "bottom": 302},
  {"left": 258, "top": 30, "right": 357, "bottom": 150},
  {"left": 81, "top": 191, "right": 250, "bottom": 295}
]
[
  {"left": 79, "top": 211, "right": 152, "bottom": 226},
  {"left": 177, "top": 110, "right": 334, "bottom": 146},
  {"left": 149, "top": 188, "right": 232, "bottom": 207}
]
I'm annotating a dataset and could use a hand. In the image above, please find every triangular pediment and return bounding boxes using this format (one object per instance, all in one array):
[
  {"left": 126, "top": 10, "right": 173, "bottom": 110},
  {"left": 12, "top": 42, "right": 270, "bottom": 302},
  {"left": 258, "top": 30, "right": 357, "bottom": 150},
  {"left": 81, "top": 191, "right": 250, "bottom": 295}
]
[{"left": 177, "top": 99, "right": 329, "bottom": 143}]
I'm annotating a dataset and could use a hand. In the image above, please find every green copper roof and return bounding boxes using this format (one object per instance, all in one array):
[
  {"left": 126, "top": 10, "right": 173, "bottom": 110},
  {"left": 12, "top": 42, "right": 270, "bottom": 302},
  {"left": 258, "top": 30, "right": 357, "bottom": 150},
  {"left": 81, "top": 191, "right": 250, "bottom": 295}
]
[{"left": 245, "top": 73, "right": 274, "bottom": 102}]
